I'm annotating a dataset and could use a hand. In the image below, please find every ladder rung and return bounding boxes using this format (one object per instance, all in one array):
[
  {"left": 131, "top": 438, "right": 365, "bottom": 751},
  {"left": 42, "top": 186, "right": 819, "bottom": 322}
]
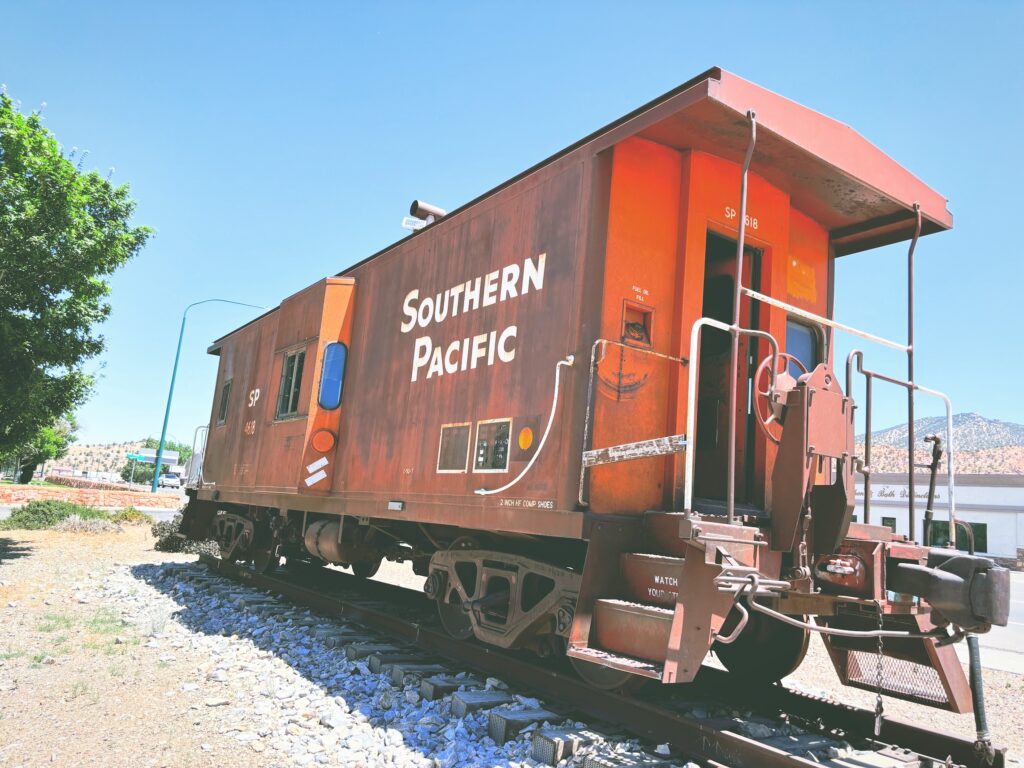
[{"left": 582, "top": 434, "right": 687, "bottom": 468}]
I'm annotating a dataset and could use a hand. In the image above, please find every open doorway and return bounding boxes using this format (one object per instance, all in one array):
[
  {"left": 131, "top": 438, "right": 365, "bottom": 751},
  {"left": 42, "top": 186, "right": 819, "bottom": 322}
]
[{"left": 693, "top": 231, "right": 762, "bottom": 506}]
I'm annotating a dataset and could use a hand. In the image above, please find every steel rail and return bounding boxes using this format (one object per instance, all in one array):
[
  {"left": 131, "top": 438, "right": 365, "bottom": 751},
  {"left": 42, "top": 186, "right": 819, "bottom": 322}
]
[{"left": 197, "top": 555, "right": 1004, "bottom": 768}]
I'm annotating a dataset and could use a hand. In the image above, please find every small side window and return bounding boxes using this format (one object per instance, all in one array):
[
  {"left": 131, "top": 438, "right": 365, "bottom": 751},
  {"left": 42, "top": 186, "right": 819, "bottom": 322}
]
[
  {"left": 786, "top": 319, "right": 821, "bottom": 377},
  {"left": 217, "top": 379, "right": 232, "bottom": 425},
  {"left": 473, "top": 419, "right": 512, "bottom": 473},
  {"left": 317, "top": 343, "right": 348, "bottom": 410},
  {"left": 437, "top": 423, "right": 471, "bottom": 473},
  {"left": 276, "top": 348, "right": 306, "bottom": 419}
]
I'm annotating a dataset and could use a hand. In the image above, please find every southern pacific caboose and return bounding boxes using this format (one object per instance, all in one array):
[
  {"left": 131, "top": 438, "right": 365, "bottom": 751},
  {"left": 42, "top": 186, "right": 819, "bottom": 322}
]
[{"left": 180, "top": 68, "right": 1009, "bottom": 718}]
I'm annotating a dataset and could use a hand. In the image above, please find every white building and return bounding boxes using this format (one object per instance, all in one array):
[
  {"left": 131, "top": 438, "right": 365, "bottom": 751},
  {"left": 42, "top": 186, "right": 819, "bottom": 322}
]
[{"left": 854, "top": 473, "right": 1024, "bottom": 568}]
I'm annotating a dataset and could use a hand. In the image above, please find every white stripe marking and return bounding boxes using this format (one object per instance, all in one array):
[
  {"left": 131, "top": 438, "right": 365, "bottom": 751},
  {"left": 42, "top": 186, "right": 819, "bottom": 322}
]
[
  {"left": 304, "top": 469, "right": 328, "bottom": 486},
  {"left": 306, "top": 456, "right": 329, "bottom": 473}
]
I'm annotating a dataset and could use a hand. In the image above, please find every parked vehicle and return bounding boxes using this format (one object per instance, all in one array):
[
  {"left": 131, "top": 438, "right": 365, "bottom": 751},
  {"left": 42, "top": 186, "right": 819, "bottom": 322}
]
[{"left": 158, "top": 473, "right": 181, "bottom": 489}]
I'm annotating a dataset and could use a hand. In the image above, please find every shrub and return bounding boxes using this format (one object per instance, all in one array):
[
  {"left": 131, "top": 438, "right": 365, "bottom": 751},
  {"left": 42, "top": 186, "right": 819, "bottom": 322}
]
[
  {"left": 0, "top": 500, "right": 110, "bottom": 530},
  {"left": 151, "top": 513, "right": 218, "bottom": 556},
  {"left": 54, "top": 515, "right": 123, "bottom": 534},
  {"left": 110, "top": 507, "right": 154, "bottom": 525}
]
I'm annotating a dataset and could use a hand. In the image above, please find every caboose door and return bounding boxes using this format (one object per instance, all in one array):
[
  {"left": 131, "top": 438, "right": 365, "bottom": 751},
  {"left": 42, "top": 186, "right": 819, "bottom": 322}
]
[{"left": 693, "top": 231, "right": 761, "bottom": 504}]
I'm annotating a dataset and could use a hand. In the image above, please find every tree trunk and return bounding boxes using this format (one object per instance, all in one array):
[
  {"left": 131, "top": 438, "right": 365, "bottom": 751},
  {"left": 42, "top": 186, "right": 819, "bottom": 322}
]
[{"left": 17, "top": 463, "right": 38, "bottom": 484}]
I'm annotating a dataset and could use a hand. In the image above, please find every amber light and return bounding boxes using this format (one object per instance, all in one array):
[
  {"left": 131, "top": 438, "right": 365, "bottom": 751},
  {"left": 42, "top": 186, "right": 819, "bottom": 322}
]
[
  {"left": 518, "top": 427, "right": 534, "bottom": 451},
  {"left": 311, "top": 429, "right": 336, "bottom": 453}
]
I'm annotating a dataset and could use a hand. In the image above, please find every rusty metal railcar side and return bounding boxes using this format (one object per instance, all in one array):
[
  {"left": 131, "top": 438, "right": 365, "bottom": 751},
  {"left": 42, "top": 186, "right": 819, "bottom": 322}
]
[{"left": 181, "top": 67, "right": 1009, "bottom": 736}]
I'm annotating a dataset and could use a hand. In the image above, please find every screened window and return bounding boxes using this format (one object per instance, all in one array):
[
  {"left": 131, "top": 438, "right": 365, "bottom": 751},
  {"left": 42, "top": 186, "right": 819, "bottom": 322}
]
[
  {"left": 217, "top": 379, "right": 232, "bottom": 425},
  {"left": 473, "top": 419, "right": 512, "bottom": 473},
  {"left": 276, "top": 349, "right": 306, "bottom": 418},
  {"left": 786, "top": 319, "right": 820, "bottom": 377},
  {"left": 317, "top": 343, "right": 348, "bottom": 410}
]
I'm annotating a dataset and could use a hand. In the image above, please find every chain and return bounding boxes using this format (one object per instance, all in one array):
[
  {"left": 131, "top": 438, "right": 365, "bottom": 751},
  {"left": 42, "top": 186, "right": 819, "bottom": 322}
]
[{"left": 874, "top": 600, "right": 885, "bottom": 737}]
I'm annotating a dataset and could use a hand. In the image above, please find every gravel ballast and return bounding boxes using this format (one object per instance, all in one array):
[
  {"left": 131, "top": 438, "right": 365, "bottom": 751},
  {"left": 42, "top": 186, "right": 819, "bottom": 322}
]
[{"left": 1, "top": 528, "right": 1020, "bottom": 766}]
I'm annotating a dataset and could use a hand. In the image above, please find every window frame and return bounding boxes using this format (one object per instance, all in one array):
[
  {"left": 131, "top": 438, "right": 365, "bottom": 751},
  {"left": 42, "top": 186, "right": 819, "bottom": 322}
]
[
  {"left": 275, "top": 346, "right": 307, "bottom": 420},
  {"left": 472, "top": 417, "right": 513, "bottom": 474},
  {"left": 317, "top": 342, "right": 348, "bottom": 411},
  {"left": 216, "top": 378, "right": 233, "bottom": 426},
  {"left": 436, "top": 422, "right": 472, "bottom": 474},
  {"left": 785, "top": 317, "right": 825, "bottom": 376}
]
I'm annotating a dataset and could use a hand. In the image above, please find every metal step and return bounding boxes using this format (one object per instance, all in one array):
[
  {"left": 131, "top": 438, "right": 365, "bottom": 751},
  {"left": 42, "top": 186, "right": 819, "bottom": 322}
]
[
  {"left": 565, "top": 645, "right": 663, "bottom": 681},
  {"left": 643, "top": 511, "right": 763, "bottom": 563},
  {"left": 592, "top": 599, "right": 672, "bottom": 664},
  {"left": 618, "top": 553, "right": 683, "bottom": 607}
]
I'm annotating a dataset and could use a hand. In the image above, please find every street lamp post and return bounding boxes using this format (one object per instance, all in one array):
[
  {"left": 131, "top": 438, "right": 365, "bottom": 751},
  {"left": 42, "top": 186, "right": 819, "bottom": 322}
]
[{"left": 152, "top": 299, "right": 266, "bottom": 492}]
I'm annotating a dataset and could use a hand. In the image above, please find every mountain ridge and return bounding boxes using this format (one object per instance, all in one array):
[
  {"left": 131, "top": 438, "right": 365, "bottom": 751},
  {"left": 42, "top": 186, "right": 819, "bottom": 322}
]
[{"left": 858, "top": 413, "right": 1024, "bottom": 452}]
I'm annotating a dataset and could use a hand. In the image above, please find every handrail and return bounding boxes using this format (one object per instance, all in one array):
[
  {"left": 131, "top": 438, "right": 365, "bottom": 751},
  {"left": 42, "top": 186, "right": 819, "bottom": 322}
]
[
  {"left": 846, "top": 350, "right": 958, "bottom": 548},
  {"left": 741, "top": 288, "right": 910, "bottom": 352},
  {"left": 476, "top": 354, "right": 574, "bottom": 496},
  {"left": 683, "top": 317, "right": 779, "bottom": 519}
]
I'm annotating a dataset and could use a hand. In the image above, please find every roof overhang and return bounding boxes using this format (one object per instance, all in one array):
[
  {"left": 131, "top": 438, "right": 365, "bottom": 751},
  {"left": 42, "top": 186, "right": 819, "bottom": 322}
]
[{"left": 635, "top": 68, "right": 951, "bottom": 255}]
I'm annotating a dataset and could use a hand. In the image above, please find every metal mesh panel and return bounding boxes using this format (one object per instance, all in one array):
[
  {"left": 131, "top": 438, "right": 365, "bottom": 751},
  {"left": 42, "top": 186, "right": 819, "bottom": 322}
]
[{"left": 842, "top": 649, "right": 949, "bottom": 706}]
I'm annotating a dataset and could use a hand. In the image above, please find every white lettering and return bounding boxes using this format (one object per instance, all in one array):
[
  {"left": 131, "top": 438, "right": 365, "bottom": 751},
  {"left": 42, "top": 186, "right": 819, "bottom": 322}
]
[
  {"left": 427, "top": 345, "right": 444, "bottom": 379},
  {"left": 417, "top": 295, "right": 434, "bottom": 328},
  {"left": 482, "top": 270, "right": 499, "bottom": 307},
  {"left": 444, "top": 340, "right": 460, "bottom": 374},
  {"left": 463, "top": 277, "right": 481, "bottom": 314},
  {"left": 498, "top": 325, "right": 517, "bottom": 363},
  {"left": 470, "top": 333, "right": 488, "bottom": 369},
  {"left": 411, "top": 336, "right": 431, "bottom": 381},
  {"left": 400, "top": 289, "right": 419, "bottom": 333},
  {"left": 521, "top": 252, "right": 546, "bottom": 294},
  {"left": 500, "top": 263, "right": 520, "bottom": 302}
]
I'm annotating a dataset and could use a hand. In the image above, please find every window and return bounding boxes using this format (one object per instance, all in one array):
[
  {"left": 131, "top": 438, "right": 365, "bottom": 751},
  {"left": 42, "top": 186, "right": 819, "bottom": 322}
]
[
  {"left": 622, "top": 302, "right": 652, "bottom": 347},
  {"left": 276, "top": 348, "right": 306, "bottom": 418},
  {"left": 317, "top": 343, "right": 348, "bottom": 410},
  {"left": 881, "top": 516, "right": 897, "bottom": 533},
  {"left": 217, "top": 379, "right": 232, "bottom": 425},
  {"left": 931, "top": 521, "right": 988, "bottom": 553},
  {"left": 473, "top": 419, "right": 511, "bottom": 473},
  {"left": 437, "top": 423, "right": 471, "bottom": 473},
  {"left": 786, "top": 319, "right": 821, "bottom": 377}
]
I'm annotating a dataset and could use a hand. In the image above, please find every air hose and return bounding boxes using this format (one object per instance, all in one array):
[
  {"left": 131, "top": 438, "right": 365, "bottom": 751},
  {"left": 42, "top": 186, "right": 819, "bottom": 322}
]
[{"left": 968, "top": 633, "right": 995, "bottom": 765}]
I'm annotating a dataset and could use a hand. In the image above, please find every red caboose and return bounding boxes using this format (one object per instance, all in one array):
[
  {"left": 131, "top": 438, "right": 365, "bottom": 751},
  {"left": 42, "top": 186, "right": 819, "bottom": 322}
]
[{"left": 181, "top": 68, "right": 1008, "bottom": 712}]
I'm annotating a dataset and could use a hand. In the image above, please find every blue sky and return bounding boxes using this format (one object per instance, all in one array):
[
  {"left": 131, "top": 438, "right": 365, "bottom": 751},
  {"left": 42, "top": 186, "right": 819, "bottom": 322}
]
[{"left": 3, "top": 2, "right": 1022, "bottom": 445}]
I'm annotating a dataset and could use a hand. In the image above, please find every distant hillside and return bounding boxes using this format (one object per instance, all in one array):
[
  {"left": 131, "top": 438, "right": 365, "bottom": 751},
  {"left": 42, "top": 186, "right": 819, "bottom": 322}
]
[
  {"left": 48, "top": 440, "right": 146, "bottom": 474},
  {"left": 856, "top": 414, "right": 1024, "bottom": 474},
  {"left": 860, "top": 413, "right": 1024, "bottom": 451}
]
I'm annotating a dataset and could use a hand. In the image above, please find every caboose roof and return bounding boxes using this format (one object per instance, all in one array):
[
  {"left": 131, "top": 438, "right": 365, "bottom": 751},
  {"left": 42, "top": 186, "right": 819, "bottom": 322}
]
[{"left": 340, "top": 66, "right": 949, "bottom": 275}]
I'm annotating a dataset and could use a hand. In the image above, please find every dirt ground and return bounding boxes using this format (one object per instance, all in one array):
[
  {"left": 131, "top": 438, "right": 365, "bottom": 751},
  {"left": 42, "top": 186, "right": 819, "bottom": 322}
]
[
  {"left": 1, "top": 529, "right": 1021, "bottom": 766},
  {"left": 0, "top": 528, "right": 274, "bottom": 768}
]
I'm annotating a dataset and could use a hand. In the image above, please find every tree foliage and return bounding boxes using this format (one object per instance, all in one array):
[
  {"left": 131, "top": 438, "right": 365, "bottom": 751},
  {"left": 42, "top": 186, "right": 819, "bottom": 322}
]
[
  {"left": 0, "top": 92, "right": 150, "bottom": 456},
  {"left": 11, "top": 415, "right": 77, "bottom": 483}
]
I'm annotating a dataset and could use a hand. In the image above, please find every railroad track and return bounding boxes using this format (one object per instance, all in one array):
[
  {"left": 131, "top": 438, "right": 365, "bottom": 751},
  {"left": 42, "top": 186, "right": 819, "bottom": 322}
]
[{"left": 195, "top": 554, "right": 1005, "bottom": 768}]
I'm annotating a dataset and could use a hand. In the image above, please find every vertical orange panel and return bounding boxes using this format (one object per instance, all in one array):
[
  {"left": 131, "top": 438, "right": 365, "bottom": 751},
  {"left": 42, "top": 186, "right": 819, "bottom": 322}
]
[{"left": 590, "top": 137, "right": 682, "bottom": 513}]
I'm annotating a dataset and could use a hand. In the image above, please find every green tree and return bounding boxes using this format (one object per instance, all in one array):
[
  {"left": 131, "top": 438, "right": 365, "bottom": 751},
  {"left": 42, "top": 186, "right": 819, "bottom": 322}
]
[
  {"left": 0, "top": 92, "right": 150, "bottom": 457},
  {"left": 9, "top": 416, "right": 78, "bottom": 483},
  {"left": 119, "top": 436, "right": 192, "bottom": 486}
]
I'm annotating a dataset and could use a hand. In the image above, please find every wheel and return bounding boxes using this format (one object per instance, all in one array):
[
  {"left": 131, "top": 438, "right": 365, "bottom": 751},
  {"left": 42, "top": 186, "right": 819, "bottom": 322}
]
[
  {"left": 713, "top": 609, "right": 809, "bottom": 684},
  {"left": 752, "top": 352, "right": 807, "bottom": 445},
  {"left": 252, "top": 547, "right": 280, "bottom": 574},
  {"left": 351, "top": 558, "right": 382, "bottom": 579},
  {"left": 437, "top": 588, "right": 475, "bottom": 640},
  {"left": 569, "top": 656, "right": 646, "bottom": 692}
]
